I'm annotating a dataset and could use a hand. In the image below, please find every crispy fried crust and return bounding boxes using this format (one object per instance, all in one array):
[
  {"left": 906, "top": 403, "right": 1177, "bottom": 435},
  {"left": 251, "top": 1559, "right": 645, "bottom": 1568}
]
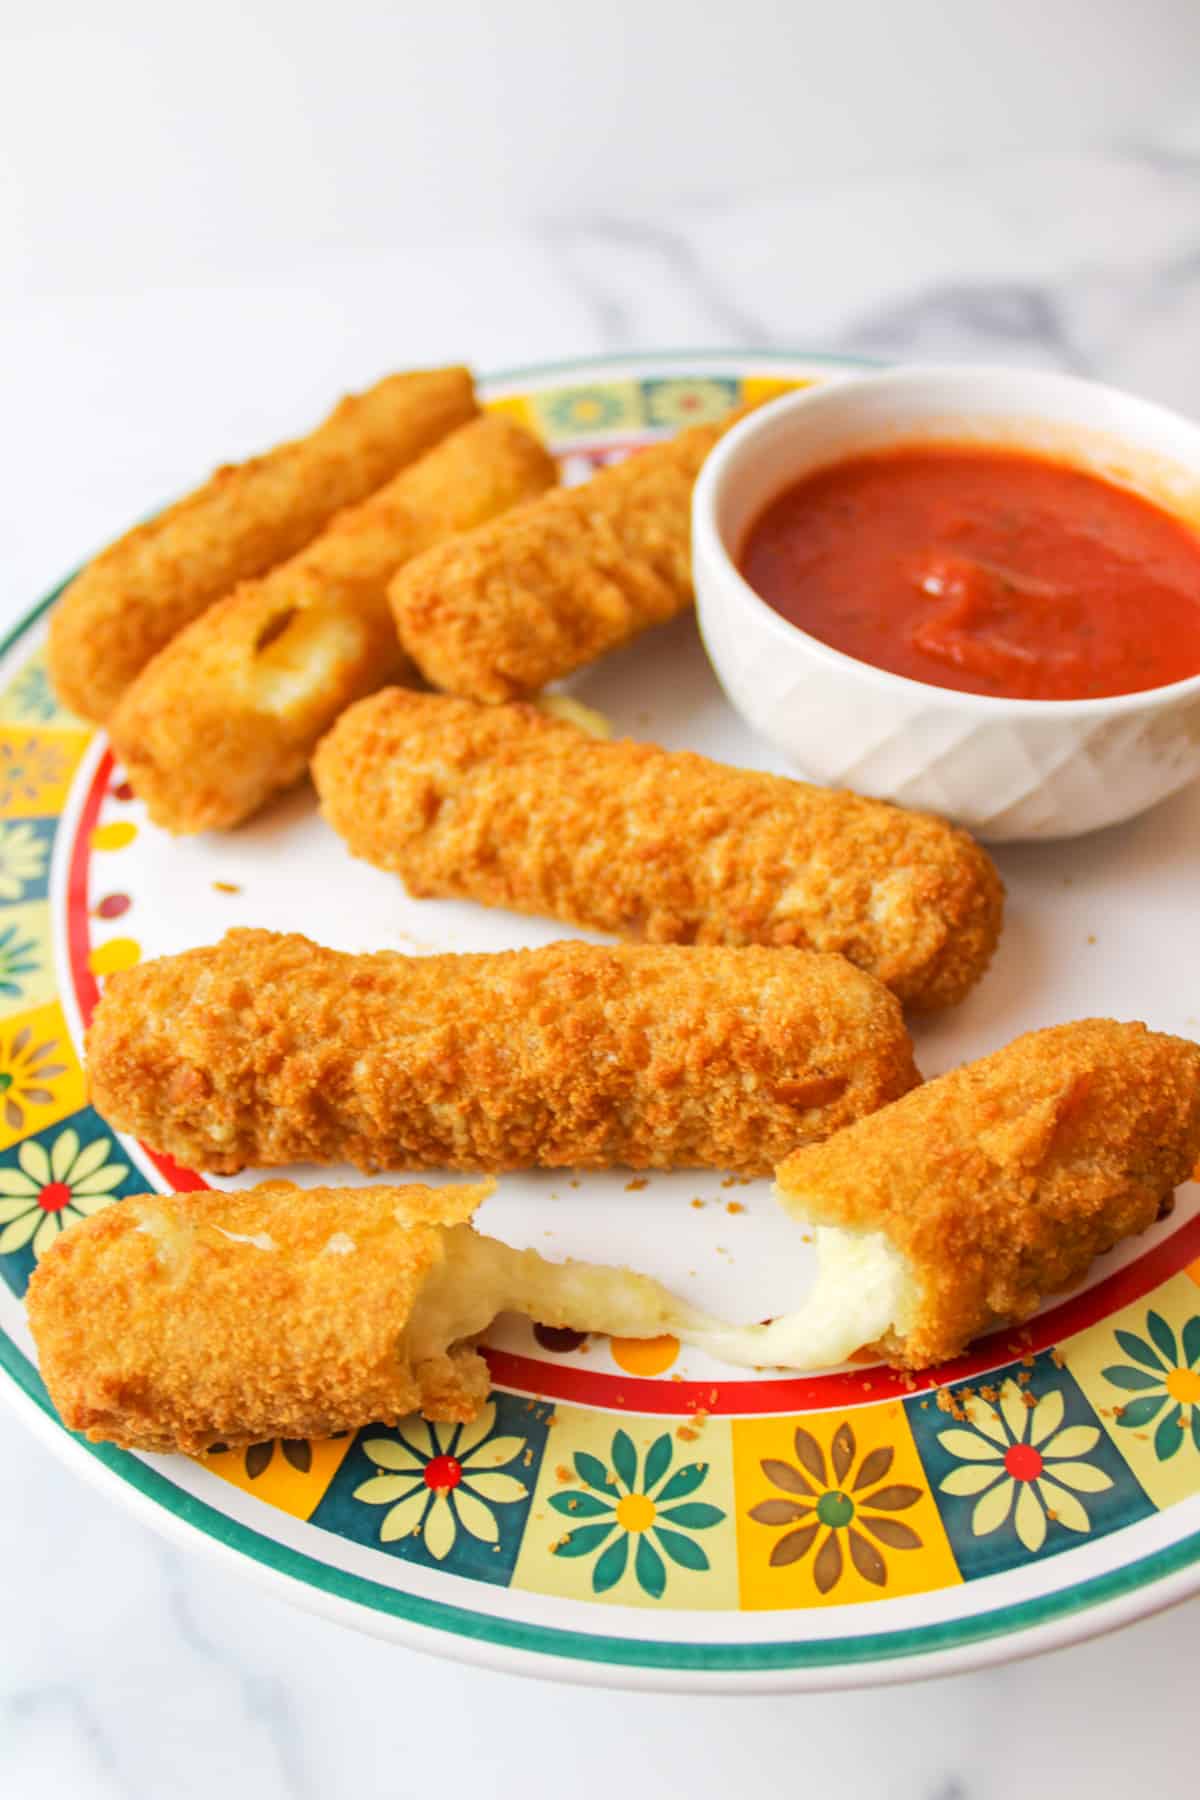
[
  {"left": 109, "top": 418, "right": 556, "bottom": 834},
  {"left": 48, "top": 368, "right": 477, "bottom": 723},
  {"left": 87, "top": 929, "right": 919, "bottom": 1176},
  {"left": 314, "top": 690, "right": 1004, "bottom": 1010},
  {"left": 775, "top": 1020, "right": 1200, "bottom": 1367},
  {"left": 26, "top": 1182, "right": 493, "bottom": 1453},
  {"left": 389, "top": 411, "right": 749, "bottom": 700}
]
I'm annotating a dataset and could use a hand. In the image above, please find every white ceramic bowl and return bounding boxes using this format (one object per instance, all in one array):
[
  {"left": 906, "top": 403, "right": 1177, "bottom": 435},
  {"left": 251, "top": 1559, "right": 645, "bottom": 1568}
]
[{"left": 693, "top": 366, "right": 1200, "bottom": 840}]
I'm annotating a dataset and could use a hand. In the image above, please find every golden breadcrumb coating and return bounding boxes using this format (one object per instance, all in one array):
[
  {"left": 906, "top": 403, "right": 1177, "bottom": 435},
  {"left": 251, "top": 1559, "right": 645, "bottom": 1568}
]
[
  {"left": 776, "top": 1019, "right": 1200, "bottom": 1367},
  {"left": 27, "top": 1179, "right": 733, "bottom": 1452},
  {"left": 37, "top": 1024, "right": 1187, "bottom": 1451},
  {"left": 49, "top": 367, "right": 477, "bottom": 723},
  {"left": 109, "top": 419, "right": 556, "bottom": 833},
  {"left": 314, "top": 690, "right": 1003, "bottom": 1010},
  {"left": 87, "top": 928, "right": 919, "bottom": 1176},
  {"left": 389, "top": 410, "right": 753, "bottom": 700},
  {"left": 26, "top": 1181, "right": 495, "bottom": 1454}
]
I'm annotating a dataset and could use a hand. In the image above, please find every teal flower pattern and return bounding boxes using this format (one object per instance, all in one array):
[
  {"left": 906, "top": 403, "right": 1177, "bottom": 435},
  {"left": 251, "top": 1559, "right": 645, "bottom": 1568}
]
[
  {"left": 0, "top": 925, "right": 40, "bottom": 999},
  {"left": 1102, "top": 1310, "right": 1200, "bottom": 1459},
  {"left": 550, "top": 1429, "right": 725, "bottom": 1598}
]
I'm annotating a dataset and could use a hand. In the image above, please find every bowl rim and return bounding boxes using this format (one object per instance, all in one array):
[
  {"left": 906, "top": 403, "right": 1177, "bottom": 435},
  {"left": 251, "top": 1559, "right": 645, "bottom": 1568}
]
[{"left": 693, "top": 363, "right": 1200, "bottom": 719}]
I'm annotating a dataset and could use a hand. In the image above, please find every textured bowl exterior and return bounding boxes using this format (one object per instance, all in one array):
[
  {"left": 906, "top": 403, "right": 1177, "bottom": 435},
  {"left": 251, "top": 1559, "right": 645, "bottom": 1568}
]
[
  {"left": 697, "top": 566, "right": 1200, "bottom": 839},
  {"left": 694, "top": 367, "right": 1200, "bottom": 841}
]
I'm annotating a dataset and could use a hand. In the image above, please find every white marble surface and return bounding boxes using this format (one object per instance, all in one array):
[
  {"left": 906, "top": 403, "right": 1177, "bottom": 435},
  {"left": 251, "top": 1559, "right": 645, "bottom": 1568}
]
[{"left": 4, "top": 146, "right": 1200, "bottom": 1795}]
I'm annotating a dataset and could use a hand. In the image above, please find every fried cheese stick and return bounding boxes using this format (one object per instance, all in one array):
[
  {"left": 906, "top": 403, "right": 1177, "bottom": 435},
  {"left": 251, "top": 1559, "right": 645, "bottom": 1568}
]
[
  {"left": 739, "top": 1019, "right": 1200, "bottom": 1370},
  {"left": 86, "top": 929, "right": 919, "bottom": 1176},
  {"left": 388, "top": 411, "right": 750, "bottom": 700},
  {"left": 314, "top": 690, "right": 1004, "bottom": 1010},
  {"left": 27, "top": 1181, "right": 498, "bottom": 1452},
  {"left": 109, "top": 419, "right": 556, "bottom": 833},
  {"left": 49, "top": 367, "right": 477, "bottom": 723},
  {"left": 32, "top": 1019, "right": 1200, "bottom": 1452}
]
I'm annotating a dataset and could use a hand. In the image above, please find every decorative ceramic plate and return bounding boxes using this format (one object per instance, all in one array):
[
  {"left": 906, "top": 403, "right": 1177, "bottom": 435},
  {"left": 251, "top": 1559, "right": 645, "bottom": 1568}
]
[{"left": 2, "top": 351, "right": 1199, "bottom": 1691}]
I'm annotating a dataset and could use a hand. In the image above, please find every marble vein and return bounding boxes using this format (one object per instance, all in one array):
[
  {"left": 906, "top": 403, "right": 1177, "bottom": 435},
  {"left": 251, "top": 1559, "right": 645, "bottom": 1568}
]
[
  {"left": 161, "top": 1553, "right": 318, "bottom": 1800},
  {"left": 539, "top": 210, "right": 773, "bottom": 348},
  {"left": 3, "top": 1682, "right": 128, "bottom": 1800},
  {"left": 838, "top": 279, "right": 1093, "bottom": 371}
]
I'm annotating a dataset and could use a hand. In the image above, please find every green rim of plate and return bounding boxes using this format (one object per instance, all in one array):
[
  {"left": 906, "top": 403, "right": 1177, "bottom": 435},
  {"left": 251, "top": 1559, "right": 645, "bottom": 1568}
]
[
  {"left": 4, "top": 1325, "right": 1198, "bottom": 1674},
  {"left": 3, "top": 349, "right": 1198, "bottom": 1682}
]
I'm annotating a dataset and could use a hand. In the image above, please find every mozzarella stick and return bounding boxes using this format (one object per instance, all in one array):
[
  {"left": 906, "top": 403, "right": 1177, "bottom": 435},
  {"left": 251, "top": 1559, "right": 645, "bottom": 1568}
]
[
  {"left": 86, "top": 929, "right": 919, "bottom": 1176},
  {"left": 389, "top": 411, "right": 751, "bottom": 701},
  {"left": 313, "top": 691, "right": 1004, "bottom": 1010},
  {"left": 49, "top": 367, "right": 477, "bottom": 723},
  {"left": 109, "top": 419, "right": 556, "bottom": 834},
  {"left": 27, "top": 1181, "right": 497, "bottom": 1452},
  {"left": 28, "top": 1179, "right": 748, "bottom": 1453},
  {"left": 743, "top": 1020, "right": 1200, "bottom": 1371}
]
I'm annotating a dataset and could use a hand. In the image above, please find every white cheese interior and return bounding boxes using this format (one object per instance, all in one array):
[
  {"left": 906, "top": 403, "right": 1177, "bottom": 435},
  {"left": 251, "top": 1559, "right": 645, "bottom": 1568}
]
[
  {"left": 252, "top": 603, "right": 366, "bottom": 716},
  {"left": 215, "top": 1226, "right": 277, "bottom": 1251},
  {"left": 404, "top": 1213, "right": 917, "bottom": 1374},
  {"left": 673, "top": 1226, "right": 916, "bottom": 1369}
]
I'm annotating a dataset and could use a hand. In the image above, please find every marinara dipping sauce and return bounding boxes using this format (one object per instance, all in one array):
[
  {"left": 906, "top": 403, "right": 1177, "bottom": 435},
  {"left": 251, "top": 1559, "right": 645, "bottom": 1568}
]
[{"left": 738, "top": 445, "right": 1200, "bottom": 700}]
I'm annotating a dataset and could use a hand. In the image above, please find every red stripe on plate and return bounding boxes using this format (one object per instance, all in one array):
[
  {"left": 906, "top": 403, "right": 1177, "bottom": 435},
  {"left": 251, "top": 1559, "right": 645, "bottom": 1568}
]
[
  {"left": 66, "top": 746, "right": 113, "bottom": 1028},
  {"left": 484, "top": 1207, "right": 1200, "bottom": 1414}
]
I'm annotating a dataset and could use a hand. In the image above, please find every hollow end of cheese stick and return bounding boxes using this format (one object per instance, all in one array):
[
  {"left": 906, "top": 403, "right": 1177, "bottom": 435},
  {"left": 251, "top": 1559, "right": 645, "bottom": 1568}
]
[
  {"left": 48, "top": 366, "right": 478, "bottom": 724},
  {"left": 108, "top": 415, "right": 556, "bottom": 833}
]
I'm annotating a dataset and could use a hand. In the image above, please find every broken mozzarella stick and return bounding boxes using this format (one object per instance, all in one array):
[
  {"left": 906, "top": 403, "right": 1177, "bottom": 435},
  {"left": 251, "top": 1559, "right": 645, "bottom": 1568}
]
[
  {"left": 702, "top": 1018, "right": 1200, "bottom": 1373},
  {"left": 313, "top": 690, "right": 1004, "bottom": 1010},
  {"left": 28, "top": 1180, "right": 501, "bottom": 1452},
  {"left": 86, "top": 928, "right": 919, "bottom": 1176},
  {"left": 22, "top": 1178, "right": 734, "bottom": 1454},
  {"left": 33, "top": 1018, "right": 1200, "bottom": 1455},
  {"left": 109, "top": 417, "right": 556, "bottom": 833},
  {"left": 388, "top": 409, "right": 755, "bottom": 701},
  {"left": 48, "top": 366, "right": 478, "bottom": 723}
]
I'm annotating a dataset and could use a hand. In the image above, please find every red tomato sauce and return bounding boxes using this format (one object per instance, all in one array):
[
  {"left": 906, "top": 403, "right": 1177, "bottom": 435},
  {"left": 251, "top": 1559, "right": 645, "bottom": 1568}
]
[{"left": 739, "top": 445, "right": 1200, "bottom": 700}]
